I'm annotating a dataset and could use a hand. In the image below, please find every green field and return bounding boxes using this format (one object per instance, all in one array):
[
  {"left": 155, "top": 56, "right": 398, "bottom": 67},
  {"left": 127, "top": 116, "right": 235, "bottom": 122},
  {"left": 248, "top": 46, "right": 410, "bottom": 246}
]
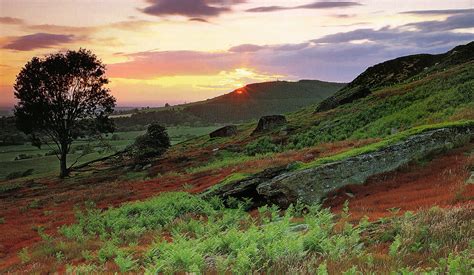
[{"left": 0, "top": 126, "right": 219, "bottom": 179}]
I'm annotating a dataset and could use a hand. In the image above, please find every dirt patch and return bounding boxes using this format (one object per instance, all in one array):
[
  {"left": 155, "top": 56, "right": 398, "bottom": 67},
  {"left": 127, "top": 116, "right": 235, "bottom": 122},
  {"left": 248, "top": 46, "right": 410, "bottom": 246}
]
[{"left": 324, "top": 145, "right": 474, "bottom": 220}]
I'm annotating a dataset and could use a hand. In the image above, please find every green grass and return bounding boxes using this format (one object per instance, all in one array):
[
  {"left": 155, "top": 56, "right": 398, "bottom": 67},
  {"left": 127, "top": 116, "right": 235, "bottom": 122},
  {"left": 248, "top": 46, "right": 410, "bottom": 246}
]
[
  {"left": 25, "top": 192, "right": 473, "bottom": 274},
  {"left": 203, "top": 172, "right": 251, "bottom": 194},
  {"left": 0, "top": 126, "right": 220, "bottom": 180},
  {"left": 287, "top": 63, "right": 474, "bottom": 149},
  {"left": 297, "top": 120, "right": 474, "bottom": 170}
]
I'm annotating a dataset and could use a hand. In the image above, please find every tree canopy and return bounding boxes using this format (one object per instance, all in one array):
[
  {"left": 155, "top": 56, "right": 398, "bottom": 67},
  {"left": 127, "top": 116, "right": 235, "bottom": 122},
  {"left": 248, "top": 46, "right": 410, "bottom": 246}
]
[{"left": 14, "top": 49, "right": 116, "bottom": 177}]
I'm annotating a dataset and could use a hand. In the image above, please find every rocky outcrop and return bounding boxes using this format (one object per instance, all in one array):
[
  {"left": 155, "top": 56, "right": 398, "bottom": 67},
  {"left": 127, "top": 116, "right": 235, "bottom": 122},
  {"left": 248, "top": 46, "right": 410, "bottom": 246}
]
[
  {"left": 316, "top": 41, "right": 474, "bottom": 112},
  {"left": 202, "top": 166, "right": 290, "bottom": 207},
  {"left": 204, "top": 125, "right": 473, "bottom": 208},
  {"left": 252, "top": 115, "right": 287, "bottom": 135},
  {"left": 210, "top": 125, "right": 238, "bottom": 138}
]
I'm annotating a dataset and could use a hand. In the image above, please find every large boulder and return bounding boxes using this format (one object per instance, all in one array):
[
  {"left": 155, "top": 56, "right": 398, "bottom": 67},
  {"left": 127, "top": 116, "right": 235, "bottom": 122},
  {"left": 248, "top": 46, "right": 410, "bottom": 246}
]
[
  {"left": 203, "top": 125, "right": 473, "bottom": 208},
  {"left": 252, "top": 115, "right": 287, "bottom": 135},
  {"left": 258, "top": 126, "right": 473, "bottom": 207},
  {"left": 210, "top": 125, "right": 238, "bottom": 138}
]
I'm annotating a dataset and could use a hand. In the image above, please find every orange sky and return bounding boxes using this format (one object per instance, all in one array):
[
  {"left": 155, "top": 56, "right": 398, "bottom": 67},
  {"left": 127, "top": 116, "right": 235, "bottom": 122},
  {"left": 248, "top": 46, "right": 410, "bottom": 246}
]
[{"left": 0, "top": 0, "right": 473, "bottom": 107}]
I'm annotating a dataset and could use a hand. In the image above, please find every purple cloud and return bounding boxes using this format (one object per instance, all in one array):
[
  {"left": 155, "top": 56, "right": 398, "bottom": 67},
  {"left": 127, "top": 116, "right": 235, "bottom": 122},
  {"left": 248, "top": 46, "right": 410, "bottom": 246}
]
[
  {"left": 400, "top": 9, "right": 473, "bottom": 15},
  {"left": 2, "top": 33, "right": 75, "bottom": 51},
  {"left": 246, "top": 1, "right": 361, "bottom": 13},
  {"left": 189, "top": 18, "right": 210, "bottom": 23},
  {"left": 142, "top": 0, "right": 242, "bottom": 17},
  {"left": 228, "top": 44, "right": 265, "bottom": 52},
  {"left": 0, "top": 17, "right": 24, "bottom": 25}
]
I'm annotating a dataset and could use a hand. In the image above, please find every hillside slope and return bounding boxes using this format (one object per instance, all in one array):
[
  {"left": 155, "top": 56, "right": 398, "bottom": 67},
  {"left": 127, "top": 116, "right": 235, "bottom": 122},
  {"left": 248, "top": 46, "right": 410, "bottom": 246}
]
[
  {"left": 114, "top": 80, "right": 344, "bottom": 129},
  {"left": 316, "top": 41, "right": 474, "bottom": 112},
  {"left": 1, "top": 42, "right": 473, "bottom": 273}
]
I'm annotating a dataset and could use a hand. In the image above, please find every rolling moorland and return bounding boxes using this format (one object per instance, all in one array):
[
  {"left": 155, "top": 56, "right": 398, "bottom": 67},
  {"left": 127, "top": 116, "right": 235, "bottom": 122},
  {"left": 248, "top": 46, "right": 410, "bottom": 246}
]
[
  {"left": 112, "top": 79, "right": 345, "bottom": 131},
  {"left": 0, "top": 80, "right": 342, "bottom": 180},
  {"left": 0, "top": 41, "right": 473, "bottom": 273}
]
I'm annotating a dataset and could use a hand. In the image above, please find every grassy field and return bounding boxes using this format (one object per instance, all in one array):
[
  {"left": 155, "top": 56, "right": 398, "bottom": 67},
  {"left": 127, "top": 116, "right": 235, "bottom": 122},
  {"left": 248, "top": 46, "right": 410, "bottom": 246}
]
[
  {"left": 0, "top": 126, "right": 219, "bottom": 180},
  {"left": 17, "top": 192, "right": 473, "bottom": 273}
]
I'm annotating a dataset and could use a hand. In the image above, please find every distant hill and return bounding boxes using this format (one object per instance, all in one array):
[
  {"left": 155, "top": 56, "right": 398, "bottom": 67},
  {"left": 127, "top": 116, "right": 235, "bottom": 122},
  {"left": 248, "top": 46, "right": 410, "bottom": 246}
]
[
  {"left": 114, "top": 80, "right": 344, "bottom": 130},
  {"left": 316, "top": 41, "right": 474, "bottom": 112}
]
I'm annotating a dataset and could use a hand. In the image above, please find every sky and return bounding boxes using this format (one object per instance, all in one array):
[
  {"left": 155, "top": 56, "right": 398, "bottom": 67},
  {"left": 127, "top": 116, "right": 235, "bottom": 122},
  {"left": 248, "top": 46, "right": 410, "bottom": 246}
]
[{"left": 0, "top": 0, "right": 473, "bottom": 107}]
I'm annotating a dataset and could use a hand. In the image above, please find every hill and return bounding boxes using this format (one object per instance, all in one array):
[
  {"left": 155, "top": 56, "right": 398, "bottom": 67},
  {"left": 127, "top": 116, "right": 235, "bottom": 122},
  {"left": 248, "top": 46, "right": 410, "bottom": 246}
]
[
  {"left": 316, "top": 41, "right": 474, "bottom": 112},
  {"left": 0, "top": 42, "right": 473, "bottom": 273},
  {"left": 113, "top": 80, "right": 344, "bottom": 130}
]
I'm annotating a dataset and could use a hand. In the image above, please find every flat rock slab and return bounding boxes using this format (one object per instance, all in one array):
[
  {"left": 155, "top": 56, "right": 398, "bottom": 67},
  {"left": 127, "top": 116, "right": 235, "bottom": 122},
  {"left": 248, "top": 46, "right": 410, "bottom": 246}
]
[
  {"left": 252, "top": 115, "right": 287, "bottom": 135},
  {"left": 257, "top": 126, "right": 473, "bottom": 207},
  {"left": 210, "top": 125, "right": 238, "bottom": 138}
]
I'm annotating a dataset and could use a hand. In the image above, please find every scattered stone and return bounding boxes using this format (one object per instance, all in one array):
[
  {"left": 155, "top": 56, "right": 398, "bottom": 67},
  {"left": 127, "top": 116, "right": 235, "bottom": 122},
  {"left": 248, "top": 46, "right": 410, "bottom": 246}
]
[
  {"left": 467, "top": 171, "right": 474, "bottom": 184},
  {"left": 345, "top": 192, "right": 355, "bottom": 198},
  {"left": 209, "top": 125, "right": 238, "bottom": 138},
  {"left": 252, "top": 115, "right": 287, "bottom": 135},
  {"left": 288, "top": 224, "right": 309, "bottom": 232}
]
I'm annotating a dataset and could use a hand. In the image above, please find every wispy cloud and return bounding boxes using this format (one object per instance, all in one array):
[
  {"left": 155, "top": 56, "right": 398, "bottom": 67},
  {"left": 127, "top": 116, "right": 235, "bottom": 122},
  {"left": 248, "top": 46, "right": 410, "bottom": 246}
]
[
  {"left": 400, "top": 9, "right": 473, "bottom": 15},
  {"left": 141, "top": 0, "right": 245, "bottom": 18},
  {"left": 0, "top": 16, "right": 25, "bottom": 25},
  {"left": 2, "top": 33, "right": 77, "bottom": 51},
  {"left": 246, "top": 1, "right": 361, "bottom": 13},
  {"left": 107, "top": 13, "right": 474, "bottom": 83}
]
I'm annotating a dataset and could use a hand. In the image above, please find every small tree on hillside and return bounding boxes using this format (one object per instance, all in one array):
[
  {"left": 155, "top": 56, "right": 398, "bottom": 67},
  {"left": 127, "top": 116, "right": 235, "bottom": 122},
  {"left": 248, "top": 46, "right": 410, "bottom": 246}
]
[
  {"left": 132, "top": 123, "right": 170, "bottom": 161},
  {"left": 14, "top": 49, "right": 116, "bottom": 178}
]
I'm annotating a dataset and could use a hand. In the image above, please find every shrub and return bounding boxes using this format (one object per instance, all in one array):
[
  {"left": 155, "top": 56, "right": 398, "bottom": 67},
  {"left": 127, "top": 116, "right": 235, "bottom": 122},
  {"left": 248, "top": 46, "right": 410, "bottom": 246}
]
[
  {"left": 131, "top": 123, "right": 170, "bottom": 160},
  {"left": 245, "top": 137, "right": 280, "bottom": 156}
]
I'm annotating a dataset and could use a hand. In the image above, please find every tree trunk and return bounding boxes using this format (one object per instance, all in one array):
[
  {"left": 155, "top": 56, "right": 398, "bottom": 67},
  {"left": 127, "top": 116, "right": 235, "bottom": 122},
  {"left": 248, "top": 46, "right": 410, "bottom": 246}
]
[{"left": 59, "top": 145, "right": 68, "bottom": 178}]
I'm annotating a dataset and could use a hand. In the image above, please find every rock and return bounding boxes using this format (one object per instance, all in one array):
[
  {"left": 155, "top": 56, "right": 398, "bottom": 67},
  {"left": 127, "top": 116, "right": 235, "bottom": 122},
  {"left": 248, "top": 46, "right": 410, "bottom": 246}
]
[
  {"left": 288, "top": 224, "right": 309, "bottom": 232},
  {"left": 209, "top": 125, "right": 238, "bottom": 138},
  {"left": 201, "top": 165, "right": 290, "bottom": 208},
  {"left": 252, "top": 115, "right": 287, "bottom": 135},
  {"left": 257, "top": 125, "right": 473, "bottom": 207},
  {"left": 467, "top": 171, "right": 474, "bottom": 184},
  {"left": 203, "top": 125, "right": 473, "bottom": 208}
]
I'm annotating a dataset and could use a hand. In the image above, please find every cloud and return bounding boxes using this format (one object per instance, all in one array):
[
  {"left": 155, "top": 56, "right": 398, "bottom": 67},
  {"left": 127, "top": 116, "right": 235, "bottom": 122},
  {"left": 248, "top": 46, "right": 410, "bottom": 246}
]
[
  {"left": 108, "top": 50, "right": 239, "bottom": 78},
  {"left": 189, "top": 18, "right": 210, "bottom": 23},
  {"left": 228, "top": 44, "right": 264, "bottom": 52},
  {"left": 0, "top": 17, "right": 24, "bottom": 25},
  {"left": 2, "top": 33, "right": 76, "bottom": 51},
  {"left": 400, "top": 9, "right": 474, "bottom": 15},
  {"left": 313, "top": 14, "right": 474, "bottom": 46},
  {"left": 405, "top": 13, "right": 474, "bottom": 32},
  {"left": 107, "top": 13, "right": 474, "bottom": 83},
  {"left": 246, "top": 1, "right": 361, "bottom": 13},
  {"left": 142, "top": 0, "right": 245, "bottom": 18}
]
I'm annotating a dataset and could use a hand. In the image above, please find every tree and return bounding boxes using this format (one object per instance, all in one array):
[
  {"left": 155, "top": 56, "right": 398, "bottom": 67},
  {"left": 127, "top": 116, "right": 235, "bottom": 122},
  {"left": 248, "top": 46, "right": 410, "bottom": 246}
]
[
  {"left": 14, "top": 49, "right": 116, "bottom": 178},
  {"left": 132, "top": 123, "right": 170, "bottom": 161}
]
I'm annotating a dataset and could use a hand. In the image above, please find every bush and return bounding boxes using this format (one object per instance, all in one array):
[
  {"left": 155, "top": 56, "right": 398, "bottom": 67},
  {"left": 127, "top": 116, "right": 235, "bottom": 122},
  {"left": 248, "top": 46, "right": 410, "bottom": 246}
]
[
  {"left": 131, "top": 123, "right": 170, "bottom": 160},
  {"left": 245, "top": 137, "right": 280, "bottom": 156}
]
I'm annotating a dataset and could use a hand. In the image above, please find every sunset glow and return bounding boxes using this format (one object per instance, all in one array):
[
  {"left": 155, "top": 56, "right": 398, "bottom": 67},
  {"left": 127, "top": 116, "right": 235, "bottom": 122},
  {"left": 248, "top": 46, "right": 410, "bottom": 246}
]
[{"left": 0, "top": 0, "right": 473, "bottom": 107}]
